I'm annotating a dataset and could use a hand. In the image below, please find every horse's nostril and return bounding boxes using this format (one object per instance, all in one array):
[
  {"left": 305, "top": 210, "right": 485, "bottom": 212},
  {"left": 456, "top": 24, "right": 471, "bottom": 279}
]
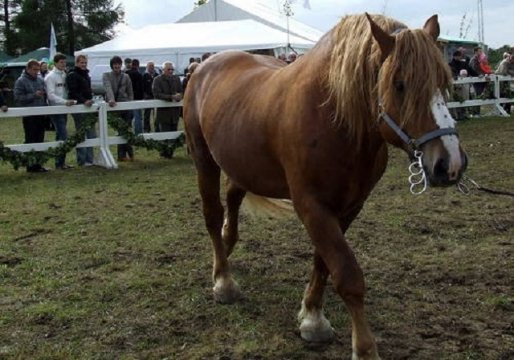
[{"left": 434, "top": 158, "right": 448, "bottom": 178}]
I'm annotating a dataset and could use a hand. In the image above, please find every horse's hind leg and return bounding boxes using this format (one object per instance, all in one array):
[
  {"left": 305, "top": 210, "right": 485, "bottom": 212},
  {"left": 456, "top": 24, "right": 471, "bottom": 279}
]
[
  {"left": 222, "top": 180, "right": 246, "bottom": 257},
  {"left": 187, "top": 133, "right": 241, "bottom": 304}
]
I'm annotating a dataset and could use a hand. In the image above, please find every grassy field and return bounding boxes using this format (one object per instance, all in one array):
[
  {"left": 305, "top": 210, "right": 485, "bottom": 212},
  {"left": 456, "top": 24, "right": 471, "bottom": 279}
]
[{"left": 0, "top": 116, "right": 513, "bottom": 359}]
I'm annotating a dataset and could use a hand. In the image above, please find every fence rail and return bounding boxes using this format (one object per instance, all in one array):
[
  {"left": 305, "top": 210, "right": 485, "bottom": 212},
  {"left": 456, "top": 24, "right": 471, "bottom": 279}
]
[
  {"left": 1, "top": 76, "right": 512, "bottom": 170},
  {"left": 0, "top": 100, "right": 183, "bottom": 169},
  {"left": 446, "top": 75, "right": 514, "bottom": 117}
]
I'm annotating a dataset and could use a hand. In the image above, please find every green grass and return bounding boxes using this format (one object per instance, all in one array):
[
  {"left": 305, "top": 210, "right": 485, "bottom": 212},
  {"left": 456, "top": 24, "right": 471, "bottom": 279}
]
[{"left": 1, "top": 116, "right": 513, "bottom": 359}]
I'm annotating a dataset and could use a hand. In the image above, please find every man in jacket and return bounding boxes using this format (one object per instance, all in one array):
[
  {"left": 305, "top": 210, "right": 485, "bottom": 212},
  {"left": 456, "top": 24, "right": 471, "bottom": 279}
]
[
  {"left": 66, "top": 54, "right": 96, "bottom": 166},
  {"left": 45, "top": 53, "right": 76, "bottom": 169},
  {"left": 126, "top": 58, "right": 144, "bottom": 134},
  {"left": 152, "top": 61, "right": 182, "bottom": 158},
  {"left": 142, "top": 61, "right": 159, "bottom": 132},
  {"left": 103, "top": 55, "right": 134, "bottom": 161},
  {"left": 13, "top": 59, "right": 49, "bottom": 172}
]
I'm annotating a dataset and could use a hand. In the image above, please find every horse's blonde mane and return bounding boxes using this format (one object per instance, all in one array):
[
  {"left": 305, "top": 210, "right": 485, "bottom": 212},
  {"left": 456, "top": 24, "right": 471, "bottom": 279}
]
[{"left": 326, "top": 14, "right": 452, "bottom": 146}]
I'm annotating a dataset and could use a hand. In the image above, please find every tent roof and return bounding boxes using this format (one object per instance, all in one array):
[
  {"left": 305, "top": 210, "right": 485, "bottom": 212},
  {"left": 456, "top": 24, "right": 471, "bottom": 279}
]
[
  {"left": 177, "top": 0, "right": 323, "bottom": 43},
  {"left": 3, "top": 47, "right": 74, "bottom": 66},
  {"left": 438, "top": 35, "right": 480, "bottom": 45},
  {"left": 77, "top": 19, "right": 315, "bottom": 56}
]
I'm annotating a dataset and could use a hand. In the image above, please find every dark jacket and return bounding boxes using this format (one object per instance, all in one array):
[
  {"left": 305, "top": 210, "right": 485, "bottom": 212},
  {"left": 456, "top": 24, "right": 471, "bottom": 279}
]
[
  {"left": 66, "top": 66, "right": 93, "bottom": 104},
  {"left": 13, "top": 71, "right": 47, "bottom": 107},
  {"left": 448, "top": 59, "right": 469, "bottom": 78},
  {"left": 152, "top": 74, "right": 182, "bottom": 122},
  {"left": 143, "top": 71, "right": 159, "bottom": 99},
  {"left": 127, "top": 68, "right": 144, "bottom": 100}
]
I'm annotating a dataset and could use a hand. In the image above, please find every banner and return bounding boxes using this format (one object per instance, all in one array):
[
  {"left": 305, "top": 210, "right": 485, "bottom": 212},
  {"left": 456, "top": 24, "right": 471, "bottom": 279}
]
[{"left": 49, "top": 23, "right": 57, "bottom": 60}]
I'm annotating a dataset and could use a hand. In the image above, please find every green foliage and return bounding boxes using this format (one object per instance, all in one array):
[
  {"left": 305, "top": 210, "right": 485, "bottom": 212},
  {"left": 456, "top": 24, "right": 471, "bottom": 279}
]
[
  {"left": 194, "top": 0, "right": 209, "bottom": 8},
  {"left": 0, "top": 114, "right": 184, "bottom": 170},
  {"left": 10, "top": 0, "right": 123, "bottom": 55},
  {"left": 107, "top": 113, "right": 185, "bottom": 157},
  {"left": 487, "top": 45, "right": 512, "bottom": 69},
  {"left": 0, "top": 115, "right": 97, "bottom": 170}
]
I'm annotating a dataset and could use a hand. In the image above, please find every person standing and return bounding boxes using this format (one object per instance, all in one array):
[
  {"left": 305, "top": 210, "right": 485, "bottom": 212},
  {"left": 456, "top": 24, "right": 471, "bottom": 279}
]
[
  {"left": 66, "top": 54, "right": 97, "bottom": 166},
  {"left": 126, "top": 58, "right": 144, "bottom": 134},
  {"left": 13, "top": 59, "right": 49, "bottom": 172},
  {"left": 152, "top": 61, "right": 182, "bottom": 158},
  {"left": 495, "top": 54, "right": 514, "bottom": 114},
  {"left": 103, "top": 55, "right": 134, "bottom": 161},
  {"left": 45, "top": 53, "right": 76, "bottom": 169},
  {"left": 142, "top": 61, "right": 159, "bottom": 132},
  {"left": 39, "top": 61, "right": 49, "bottom": 79}
]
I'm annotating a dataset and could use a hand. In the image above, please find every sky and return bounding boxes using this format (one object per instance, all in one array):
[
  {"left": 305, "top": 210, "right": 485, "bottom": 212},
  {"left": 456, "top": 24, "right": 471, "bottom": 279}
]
[{"left": 114, "top": 0, "right": 513, "bottom": 49}]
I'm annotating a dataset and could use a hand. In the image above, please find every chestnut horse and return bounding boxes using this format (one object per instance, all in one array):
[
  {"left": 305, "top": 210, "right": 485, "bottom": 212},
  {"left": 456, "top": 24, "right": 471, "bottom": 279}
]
[{"left": 183, "top": 13, "right": 467, "bottom": 360}]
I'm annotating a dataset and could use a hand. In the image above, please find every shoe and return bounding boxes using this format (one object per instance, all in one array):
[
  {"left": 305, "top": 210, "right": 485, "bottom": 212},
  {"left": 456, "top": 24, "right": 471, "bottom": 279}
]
[
  {"left": 57, "top": 164, "right": 73, "bottom": 170},
  {"left": 118, "top": 157, "right": 131, "bottom": 162},
  {"left": 84, "top": 162, "right": 94, "bottom": 167}
]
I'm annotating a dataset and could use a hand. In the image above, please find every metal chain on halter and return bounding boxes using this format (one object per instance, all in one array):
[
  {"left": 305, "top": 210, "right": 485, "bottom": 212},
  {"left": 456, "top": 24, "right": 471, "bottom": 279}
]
[{"left": 408, "top": 150, "right": 428, "bottom": 195}]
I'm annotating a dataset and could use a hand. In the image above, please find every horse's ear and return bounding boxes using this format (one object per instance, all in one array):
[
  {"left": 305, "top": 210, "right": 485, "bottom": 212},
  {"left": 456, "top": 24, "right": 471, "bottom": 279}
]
[
  {"left": 423, "top": 14, "right": 440, "bottom": 41},
  {"left": 365, "top": 13, "right": 395, "bottom": 61}
]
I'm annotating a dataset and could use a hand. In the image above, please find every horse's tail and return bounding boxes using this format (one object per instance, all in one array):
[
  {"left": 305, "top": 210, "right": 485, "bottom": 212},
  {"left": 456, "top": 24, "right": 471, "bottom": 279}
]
[{"left": 243, "top": 192, "right": 295, "bottom": 219}]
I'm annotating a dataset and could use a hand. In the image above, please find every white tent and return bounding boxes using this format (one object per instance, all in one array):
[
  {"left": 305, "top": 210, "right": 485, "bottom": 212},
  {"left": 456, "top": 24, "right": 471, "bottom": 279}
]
[
  {"left": 76, "top": 19, "right": 316, "bottom": 73},
  {"left": 177, "top": 0, "right": 324, "bottom": 43}
]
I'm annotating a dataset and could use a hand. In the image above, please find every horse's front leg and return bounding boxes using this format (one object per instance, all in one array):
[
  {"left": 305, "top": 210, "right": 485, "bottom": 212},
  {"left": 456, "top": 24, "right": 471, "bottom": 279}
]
[
  {"left": 298, "top": 252, "right": 335, "bottom": 342},
  {"left": 296, "top": 198, "right": 380, "bottom": 360}
]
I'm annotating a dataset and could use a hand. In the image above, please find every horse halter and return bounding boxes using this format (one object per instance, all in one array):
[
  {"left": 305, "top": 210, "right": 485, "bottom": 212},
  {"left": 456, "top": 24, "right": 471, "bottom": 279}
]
[{"left": 377, "top": 102, "right": 459, "bottom": 195}]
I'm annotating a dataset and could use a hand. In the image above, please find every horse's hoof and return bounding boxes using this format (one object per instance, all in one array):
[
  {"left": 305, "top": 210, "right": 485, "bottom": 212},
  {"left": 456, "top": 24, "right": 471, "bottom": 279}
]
[
  {"left": 298, "top": 305, "right": 334, "bottom": 343},
  {"left": 352, "top": 349, "right": 381, "bottom": 360},
  {"left": 300, "top": 325, "right": 335, "bottom": 343},
  {"left": 213, "top": 277, "right": 241, "bottom": 304}
]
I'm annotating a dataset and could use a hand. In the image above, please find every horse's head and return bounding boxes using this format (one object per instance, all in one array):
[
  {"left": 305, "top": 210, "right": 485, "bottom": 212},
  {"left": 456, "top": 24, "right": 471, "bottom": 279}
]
[{"left": 367, "top": 14, "right": 467, "bottom": 187}]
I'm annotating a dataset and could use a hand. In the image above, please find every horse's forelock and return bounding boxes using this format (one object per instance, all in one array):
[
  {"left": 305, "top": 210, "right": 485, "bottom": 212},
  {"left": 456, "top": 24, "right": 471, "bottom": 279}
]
[
  {"left": 379, "top": 29, "right": 453, "bottom": 128},
  {"left": 326, "top": 14, "right": 406, "bottom": 147}
]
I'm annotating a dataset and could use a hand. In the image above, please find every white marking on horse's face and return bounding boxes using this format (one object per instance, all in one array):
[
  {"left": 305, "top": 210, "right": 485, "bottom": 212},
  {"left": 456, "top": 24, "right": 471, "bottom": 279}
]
[{"left": 430, "top": 91, "right": 462, "bottom": 180}]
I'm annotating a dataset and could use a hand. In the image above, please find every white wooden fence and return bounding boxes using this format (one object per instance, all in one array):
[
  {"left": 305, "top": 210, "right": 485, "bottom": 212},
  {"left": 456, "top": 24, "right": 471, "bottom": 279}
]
[
  {"left": 1, "top": 76, "right": 512, "bottom": 170},
  {"left": 0, "top": 99, "right": 183, "bottom": 169},
  {"left": 447, "top": 75, "right": 514, "bottom": 117}
]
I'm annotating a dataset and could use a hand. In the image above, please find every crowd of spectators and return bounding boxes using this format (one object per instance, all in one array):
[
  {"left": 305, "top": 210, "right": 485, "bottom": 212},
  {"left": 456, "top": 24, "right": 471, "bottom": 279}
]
[
  {"left": 8, "top": 52, "right": 214, "bottom": 172},
  {"left": 448, "top": 46, "right": 514, "bottom": 119}
]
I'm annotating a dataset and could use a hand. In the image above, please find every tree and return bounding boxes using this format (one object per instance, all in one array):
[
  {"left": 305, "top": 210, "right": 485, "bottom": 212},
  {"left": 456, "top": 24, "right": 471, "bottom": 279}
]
[
  {"left": 12, "top": 0, "right": 124, "bottom": 55},
  {"left": 0, "top": 0, "right": 22, "bottom": 56}
]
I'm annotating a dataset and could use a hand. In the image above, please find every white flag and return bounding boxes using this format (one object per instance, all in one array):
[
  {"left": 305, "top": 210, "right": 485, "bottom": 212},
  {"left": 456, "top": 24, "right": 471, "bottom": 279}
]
[{"left": 49, "top": 23, "right": 57, "bottom": 60}]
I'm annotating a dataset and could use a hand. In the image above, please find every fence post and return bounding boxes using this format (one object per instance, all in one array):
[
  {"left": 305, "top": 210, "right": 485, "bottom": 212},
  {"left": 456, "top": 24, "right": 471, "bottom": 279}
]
[
  {"left": 494, "top": 76, "right": 509, "bottom": 116},
  {"left": 96, "top": 101, "right": 117, "bottom": 169}
]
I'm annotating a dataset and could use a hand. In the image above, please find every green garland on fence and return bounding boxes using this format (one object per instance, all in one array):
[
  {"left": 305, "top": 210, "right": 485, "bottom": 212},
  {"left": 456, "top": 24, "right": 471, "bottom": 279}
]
[
  {"left": 0, "top": 116, "right": 98, "bottom": 170},
  {"left": 107, "top": 114, "right": 185, "bottom": 158},
  {"left": 0, "top": 114, "right": 186, "bottom": 170}
]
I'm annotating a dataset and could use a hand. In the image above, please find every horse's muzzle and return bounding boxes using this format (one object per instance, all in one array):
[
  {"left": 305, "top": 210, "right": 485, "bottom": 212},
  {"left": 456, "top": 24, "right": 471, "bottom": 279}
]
[{"left": 426, "top": 151, "right": 468, "bottom": 187}]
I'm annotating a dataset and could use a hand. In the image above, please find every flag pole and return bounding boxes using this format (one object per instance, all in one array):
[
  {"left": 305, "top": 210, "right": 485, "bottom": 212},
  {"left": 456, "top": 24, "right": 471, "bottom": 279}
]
[{"left": 283, "top": 1, "right": 293, "bottom": 53}]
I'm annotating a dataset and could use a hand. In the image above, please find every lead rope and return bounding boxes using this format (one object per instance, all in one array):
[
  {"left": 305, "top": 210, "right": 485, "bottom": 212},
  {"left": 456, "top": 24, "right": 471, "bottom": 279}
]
[
  {"left": 408, "top": 150, "right": 428, "bottom": 195},
  {"left": 457, "top": 175, "right": 514, "bottom": 197}
]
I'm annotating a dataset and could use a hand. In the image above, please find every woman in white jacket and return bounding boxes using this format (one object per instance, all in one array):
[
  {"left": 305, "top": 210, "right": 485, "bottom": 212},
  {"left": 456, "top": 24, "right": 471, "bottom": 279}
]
[{"left": 44, "top": 53, "right": 76, "bottom": 169}]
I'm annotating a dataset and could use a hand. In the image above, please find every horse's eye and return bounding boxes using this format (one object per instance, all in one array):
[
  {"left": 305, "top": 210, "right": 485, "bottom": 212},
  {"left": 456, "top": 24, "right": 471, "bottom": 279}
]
[{"left": 395, "top": 81, "right": 405, "bottom": 93}]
